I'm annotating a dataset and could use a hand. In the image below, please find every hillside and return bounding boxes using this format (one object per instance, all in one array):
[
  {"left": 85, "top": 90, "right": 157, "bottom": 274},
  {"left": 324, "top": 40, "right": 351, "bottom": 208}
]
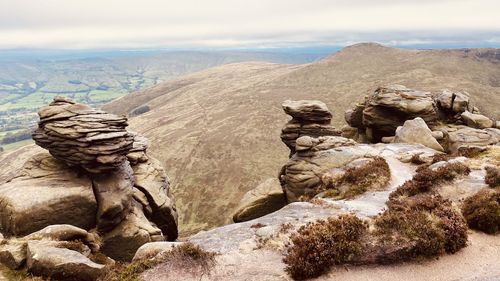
[
  {"left": 0, "top": 50, "right": 323, "bottom": 144},
  {"left": 104, "top": 43, "right": 500, "bottom": 234}
]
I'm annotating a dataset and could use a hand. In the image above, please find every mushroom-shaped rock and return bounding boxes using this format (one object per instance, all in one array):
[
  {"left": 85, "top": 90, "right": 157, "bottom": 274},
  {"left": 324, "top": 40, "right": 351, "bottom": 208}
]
[
  {"left": 281, "top": 100, "right": 340, "bottom": 156},
  {"left": 32, "top": 96, "right": 134, "bottom": 173},
  {"left": 394, "top": 117, "right": 445, "bottom": 152}
]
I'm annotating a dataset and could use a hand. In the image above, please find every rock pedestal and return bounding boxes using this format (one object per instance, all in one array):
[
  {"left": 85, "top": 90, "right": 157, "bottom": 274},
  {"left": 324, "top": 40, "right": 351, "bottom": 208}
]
[
  {"left": 0, "top": 97, "right": 180, "bottom": 280},
  {"left": 280, "top": 100, "right": 340, "bottom": 156}
]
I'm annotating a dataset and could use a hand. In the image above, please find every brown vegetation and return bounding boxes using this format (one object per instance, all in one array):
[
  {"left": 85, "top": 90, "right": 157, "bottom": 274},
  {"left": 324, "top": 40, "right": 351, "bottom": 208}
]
[
  {"left": 375, "top": 194, "right": 468, "bottom": 260},
  {"left": 390, "top": 162, "right": 470, "bottom": 199},
  {"left": 282, "top": 214, "right": 367, "bottom": 280},
  {"left": 485, "top": 166, "right": 500, "bottom": 188},
  {"left": 462, "top": 189, "right": 500, "bottom": 234},
  {"left": 99, "top": 242, "right": 216, "bottom": 281}
]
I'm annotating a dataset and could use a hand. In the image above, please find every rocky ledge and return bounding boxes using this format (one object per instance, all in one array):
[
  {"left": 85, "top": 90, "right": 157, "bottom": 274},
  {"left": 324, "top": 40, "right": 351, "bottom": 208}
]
[{"left": 0, "top": 98, "right": 178, "bottom": 280}]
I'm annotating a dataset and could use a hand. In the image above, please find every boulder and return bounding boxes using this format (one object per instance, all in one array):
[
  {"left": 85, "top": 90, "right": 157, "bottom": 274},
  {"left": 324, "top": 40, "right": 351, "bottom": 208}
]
[
  {"left": 26, "top": 240, "right": 106, "bottom": 281},
  {"left": 0, "top": 153, "right": 97, "bottom": 236},
  {"left": 393, "top": 117, "right": 444, "bottom": 152},
  {"left": 435, "top": 89, "right": 471, "bottom": 115},
  {"left": 101, "top": 201, "right": 164, "bottom": 261},
  {"left": 282, "top": 100, "right": 332, "bottom": 122},
  {"left": 0, "top": 241, "right": 26, "bottom": 269},
  {"left": 232, "top": 178, "right": 287, "bottom": 222},
  {"left": 32, "top": 96, "right": 134, "bottom": 173},
  {"left": 132, "top": 157, "right": 178, "bottom": 241},
  {"left": 461, "top": 111, "right": 494, "bottom": 129},
  {"left": 23, "top": 224, "right": 99, "bottom": 252},
  {"left": 92, "top": 162, "right": 134, "bottom": 232},
  {"left": 361, "top": 85, "right": 438, "bottom": 140},
  {"left": 132, "top": 241, "right": 183, "bottom": 261},
  {"left": 447, "top": 127, "right": 500, "bottom": 153}
]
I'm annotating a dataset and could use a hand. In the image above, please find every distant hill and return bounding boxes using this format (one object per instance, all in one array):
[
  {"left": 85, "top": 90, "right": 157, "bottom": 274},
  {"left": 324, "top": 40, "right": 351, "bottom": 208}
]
[
  {"left": 94, "top": 43, "right": 500, "bottom": 234},
  {"left": 0, "top": 50, "right": 324, "bottom": 138}
]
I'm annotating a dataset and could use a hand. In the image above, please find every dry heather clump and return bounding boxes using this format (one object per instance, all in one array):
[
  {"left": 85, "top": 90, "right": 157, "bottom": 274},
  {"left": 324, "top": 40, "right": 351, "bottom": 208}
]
[
  {"left": 485, "top": 166, "right": 500, "bottom": 188},
  {"left": 100, "top": 242, "right": 216, "bottom": 281},
  {"left": 283, "top": 214, "right": 367, "bottom": 280},
  {"left": 377, "top": 194, "right": 468, "bottom": 260},
  {"left": 390, "top": 162, "right": 470, "bottom": 198},
  {"left": 340, "top": 157, "right": 391, "bottom": 198},
  {"left": 462, "top": 189, "right": 500, "bottom": 234}
]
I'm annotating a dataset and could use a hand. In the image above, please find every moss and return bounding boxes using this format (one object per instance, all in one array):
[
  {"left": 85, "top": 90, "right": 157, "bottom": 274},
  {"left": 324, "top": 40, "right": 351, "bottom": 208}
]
[
  {"left": 485, "top": 166, "right": 500, "bottom": 188},
  {"left": 462, "top": 189, "right": 500, "bottom": 234},
  {"left": 283, "top": 214, "right": 367, "bottom": 280}
]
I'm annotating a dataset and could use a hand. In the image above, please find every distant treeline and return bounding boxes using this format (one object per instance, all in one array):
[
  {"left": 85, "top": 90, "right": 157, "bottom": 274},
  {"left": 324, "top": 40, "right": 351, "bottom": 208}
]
[{"left": 1, "top": 129, "right": 33, "bottom": 144}]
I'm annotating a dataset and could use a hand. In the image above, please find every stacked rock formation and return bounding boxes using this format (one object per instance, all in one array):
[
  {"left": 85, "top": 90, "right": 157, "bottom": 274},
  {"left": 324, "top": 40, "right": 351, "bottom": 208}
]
[
  {"left": 32, "top": 96, "right": 134, "bottom": 173},
  {"left": 343, "top": 85, "right": 499, "bottom": 152},
  {"left": 280, "top": 100, "right": 340, "bottom": 156},
  {"left": 0, "top": 97, "right": 178, "bottom": 280}
]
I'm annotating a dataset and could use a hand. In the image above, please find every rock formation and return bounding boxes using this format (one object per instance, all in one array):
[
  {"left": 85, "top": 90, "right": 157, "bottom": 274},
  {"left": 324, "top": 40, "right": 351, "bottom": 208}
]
[
  {"left": 343, "top": 85, "right": 499, "bottom": 152},
  {"left": 232, "top": 178, "right": 287, "bottom": 223},
  {"left": 0, "top": 97, "right": 178, "bottom": 280},
  {"left": 32, "top": 96, "right": 134, "bottom": 173},
  {"left": 280, "top": 100, "right": 340, "bottom": 156}
]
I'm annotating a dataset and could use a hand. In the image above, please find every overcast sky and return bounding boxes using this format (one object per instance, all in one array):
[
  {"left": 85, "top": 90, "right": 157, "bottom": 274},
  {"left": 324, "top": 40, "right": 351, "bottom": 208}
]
[{"left": 0, "top": 0, "right": 499, "bottom": 49}]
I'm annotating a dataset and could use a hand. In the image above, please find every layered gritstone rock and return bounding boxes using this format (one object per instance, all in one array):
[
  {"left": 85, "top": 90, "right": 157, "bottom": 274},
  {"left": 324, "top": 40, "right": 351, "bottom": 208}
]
[
  {"left": 281, "top": 100, "right": 340, "bottom": 156},
  {"left": 344, "top": 85, "right": 498, "bottom": 152},
  {"left": 32, "top": 96, "right": 134, "bottom": 173},
  {"left": 0, "top": 97, "right": 179, "bottom": 280}
]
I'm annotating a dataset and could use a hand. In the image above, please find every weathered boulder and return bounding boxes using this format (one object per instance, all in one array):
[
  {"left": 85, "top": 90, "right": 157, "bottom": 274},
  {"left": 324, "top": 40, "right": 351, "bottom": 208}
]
[
  {"left": 23, "top": 224, "right": 99, "bottom": 252},
  {"left": 32, "top": 96, "right": 134, "bottom": 173},
  {"left": 393, "top": 117, "right": 444, "bottom": 152},
  {"left": 26, "top": 240, "right": 106, "bottom": 281},
  {"left": 92, "top": 162, "right": 134, "bottom": 233},
  {"left": 0, "top": 153, "right": 97, "bottom": 236},
  {"left": 132, "top": 157, "right": 178, "bottom": 241},
  {"left": 282, "top": 100, "right": 332, "bottom": 122},
  {"left": 435, "top": 89, "right": 472, "bottom": 118},
  {"left": 0, "top": 241, "right": 26, "bottom": 269},
  {"left": 447, "top": 127, "right": 500, "bottom": 153},
  {"left": 101, "top": 201, "right": 164, "bottom": 261},
  {"left": 361, "top": 85, "right": 438, "bottom": 141},
  {"left": 232, "top": 178, "right": 287, "bottom": 223},
  {"left": 461, "top": 111, "right": 494, "bottom": 129},
  {"left": 281, "top": 100, "right": 340, "bottom": 156},
  {"left": 132, "top": 241, "right": 183, "bottom": 261}
]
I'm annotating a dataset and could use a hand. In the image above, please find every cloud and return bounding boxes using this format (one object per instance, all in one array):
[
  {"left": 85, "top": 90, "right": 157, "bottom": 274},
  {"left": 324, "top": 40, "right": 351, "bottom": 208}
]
[{"left": 0, "top": 0, "right": 498, "bottom": 49}]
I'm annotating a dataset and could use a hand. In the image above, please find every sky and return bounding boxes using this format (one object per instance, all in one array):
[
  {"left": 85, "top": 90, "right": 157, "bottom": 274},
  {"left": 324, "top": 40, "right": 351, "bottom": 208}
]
[{"left": 0, "top": 0, "right": 499, "bottom": 50}]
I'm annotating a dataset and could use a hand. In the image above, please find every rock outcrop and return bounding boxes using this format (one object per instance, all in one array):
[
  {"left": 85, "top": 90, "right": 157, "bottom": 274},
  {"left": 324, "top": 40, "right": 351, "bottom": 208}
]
[
  {"left": 344, "top": 85, "right": 498, "bottom": 152},
  {"left": 281, "top": 100, "right": 340, "bottom": 156},
  {"left": 232, "top": 178, "right": 287, "bottom": 223},
  {"left": 0, "top": 97, "right": 179, "bottom": 280},
  {"left": 32, "top": 96, "right": 134, "bottom": 173}
]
